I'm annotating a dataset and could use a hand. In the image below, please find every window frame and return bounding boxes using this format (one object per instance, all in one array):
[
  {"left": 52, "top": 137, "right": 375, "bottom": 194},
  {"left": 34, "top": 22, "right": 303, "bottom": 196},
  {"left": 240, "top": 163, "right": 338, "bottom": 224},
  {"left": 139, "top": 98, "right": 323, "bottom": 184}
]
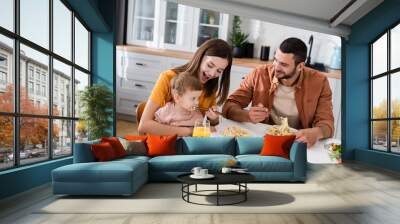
[
  {"left": 370, "top": 20, "right": 400, "bottom": 154},
  {"left": 0, "top": 0, "right": 92, "bottom": 171}
]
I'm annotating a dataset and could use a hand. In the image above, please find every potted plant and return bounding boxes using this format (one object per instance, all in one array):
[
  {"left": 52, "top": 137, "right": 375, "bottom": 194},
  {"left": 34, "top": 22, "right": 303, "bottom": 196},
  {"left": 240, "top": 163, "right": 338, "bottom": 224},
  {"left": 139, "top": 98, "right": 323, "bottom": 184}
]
[
  {"left": 229, "top": 16, "right": 249, "bottom": 58},
  {"left": 326, "top": 142, "right": 342, "bottom": 163},
  {"left": 79, "top": 84, "right": 113, "bottom": 140}
]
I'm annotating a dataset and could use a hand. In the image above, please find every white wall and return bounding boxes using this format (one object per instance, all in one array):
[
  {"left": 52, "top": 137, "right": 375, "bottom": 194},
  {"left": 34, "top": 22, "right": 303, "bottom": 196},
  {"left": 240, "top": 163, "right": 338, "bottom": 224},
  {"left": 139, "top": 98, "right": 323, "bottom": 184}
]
[{"left": 239, "top": 17, "right": 341, "bottom": 66}]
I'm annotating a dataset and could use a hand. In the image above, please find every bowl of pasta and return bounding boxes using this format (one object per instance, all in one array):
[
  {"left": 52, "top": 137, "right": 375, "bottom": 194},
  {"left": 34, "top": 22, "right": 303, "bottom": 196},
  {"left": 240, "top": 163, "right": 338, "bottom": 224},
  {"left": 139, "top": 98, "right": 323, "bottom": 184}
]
[
  {"left": 222, "top": 126, "right": 251, "bottom": 137},
  {"left": 260, "top": 117, "right": 296, "bottom": 158}
]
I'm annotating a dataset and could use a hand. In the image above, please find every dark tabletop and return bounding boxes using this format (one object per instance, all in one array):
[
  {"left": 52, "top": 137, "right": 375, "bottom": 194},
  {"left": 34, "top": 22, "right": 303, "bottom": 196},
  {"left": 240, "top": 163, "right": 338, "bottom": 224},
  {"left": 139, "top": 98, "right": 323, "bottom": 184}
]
[{"left": 177, "top": 172, "right": 255, "bottom": 185}]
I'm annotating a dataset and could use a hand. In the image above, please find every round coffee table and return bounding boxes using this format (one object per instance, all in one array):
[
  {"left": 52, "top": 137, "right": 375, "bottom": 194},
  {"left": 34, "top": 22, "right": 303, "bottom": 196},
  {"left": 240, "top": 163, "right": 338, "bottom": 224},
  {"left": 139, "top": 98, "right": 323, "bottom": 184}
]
[{"left": 177, "top": 172, "right": 255, "bottom": 206}]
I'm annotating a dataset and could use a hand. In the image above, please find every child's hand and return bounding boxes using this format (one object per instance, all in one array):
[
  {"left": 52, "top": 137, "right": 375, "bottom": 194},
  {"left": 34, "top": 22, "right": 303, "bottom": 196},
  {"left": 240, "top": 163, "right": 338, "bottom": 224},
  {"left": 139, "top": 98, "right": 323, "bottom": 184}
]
[{"left": 206, "top": 106, "right": 220, "bottom": 122}]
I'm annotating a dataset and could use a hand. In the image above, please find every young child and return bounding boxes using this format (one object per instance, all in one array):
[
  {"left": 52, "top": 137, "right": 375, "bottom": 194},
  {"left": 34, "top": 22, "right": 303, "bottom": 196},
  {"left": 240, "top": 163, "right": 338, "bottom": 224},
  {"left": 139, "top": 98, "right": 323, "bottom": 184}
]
[{"left": 154, "top": 72, "right": 219, "bottom": 127}]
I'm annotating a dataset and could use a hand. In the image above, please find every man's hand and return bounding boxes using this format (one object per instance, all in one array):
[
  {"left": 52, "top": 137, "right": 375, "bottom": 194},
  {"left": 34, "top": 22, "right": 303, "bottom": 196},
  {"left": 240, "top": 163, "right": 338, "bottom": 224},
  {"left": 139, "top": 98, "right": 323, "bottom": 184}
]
[
  {"left": 248, "top": 103, "right": 269, "bottom": 123},
  {"left": 295, "top": 127, "right": 324, "bottom": 147}
]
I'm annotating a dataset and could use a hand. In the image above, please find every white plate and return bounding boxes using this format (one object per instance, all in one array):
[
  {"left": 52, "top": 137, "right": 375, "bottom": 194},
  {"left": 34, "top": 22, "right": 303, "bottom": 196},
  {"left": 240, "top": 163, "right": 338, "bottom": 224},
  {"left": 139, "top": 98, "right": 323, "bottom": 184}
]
[{"left": 190, "top": 174, "right": 215, "bottom": 179}]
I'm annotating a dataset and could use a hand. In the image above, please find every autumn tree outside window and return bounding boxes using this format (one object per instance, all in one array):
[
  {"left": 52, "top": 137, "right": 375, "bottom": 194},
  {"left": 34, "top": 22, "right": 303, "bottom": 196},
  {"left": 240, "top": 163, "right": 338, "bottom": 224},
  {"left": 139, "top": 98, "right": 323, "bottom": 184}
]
[
  {"left": 370, "top": 23, "right": 400, "bottom": 154},
  {"left": 0, "top": 0, "right": 91, "bottom": 170}
]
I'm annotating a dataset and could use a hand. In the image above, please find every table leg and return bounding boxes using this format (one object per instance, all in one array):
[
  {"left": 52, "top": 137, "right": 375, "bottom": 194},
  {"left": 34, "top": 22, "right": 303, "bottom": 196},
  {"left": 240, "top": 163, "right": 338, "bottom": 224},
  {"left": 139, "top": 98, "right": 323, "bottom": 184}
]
[
  {"left": 245, "top": 183, "right": 247, "bottom": 201},
  {"left": 217, "top": 184, "right": 219, "bottom": 206},
  {"left": 187, "top": 184, "right": 190, "bottom": 202}
]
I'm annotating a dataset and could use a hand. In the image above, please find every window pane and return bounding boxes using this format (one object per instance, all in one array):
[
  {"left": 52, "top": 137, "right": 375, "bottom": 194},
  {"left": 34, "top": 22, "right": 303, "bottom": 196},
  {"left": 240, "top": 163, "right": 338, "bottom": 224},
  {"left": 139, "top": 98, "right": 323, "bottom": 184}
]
[
  {"left": 53, "top": 0, "right": 72, "bottom": 60},
  {"left": 53, "top": 119, "right": 72, "bottom": 158},
  {"left": 74, "top": 69, "right": 89, "bottom": 118},
  {"left": 0, "top": 35, "right": 14, "bottom": 113},
  {"left": 0, "top": 0, "right": 14, "bottom": 31},
  {"left": 0, "top": 116, "right": 13, "bottom": 170},
  {"left": 197, "top": 26, "right": 219, "bottom": 47},
  {"left": 392, "top": 72, "right": 400, "bottom": 118},
  {"left": 372, "top": 77, "right": 387, "bottom": 119},
  {"left": 372, "top": 121, "right": 388, "bottom": 151},
  {"left": 199, "top": 9, "right": 220, "bottom": 25},
  {"left": 391, "top": 120, "right": 400, "bottom": 153},
  {"left": 134, "top": 19, "right": 154, "bottom": 41},
  {"left": 372, "top": 33, "right": 387, "bottom": 76},
  {"left": 53, "top": 59, "right": 72, "bottom": 117},
  {"left": 20, "top": 44, "right": 49, "bottom": 115},
  {"left": 166, "top": 1, "right": 178, "bottom": 21},
  {"left": 391, "top": 24, "right": 400, "bottom": 70},
  {"left": 75, "top": 120, "right": 88, "bottom": 143},
  {"left": 75, "top": 18, "right": 89, "bottom": 70},
  {"left": 20, "top": 117, "right": 49, "bottom": 165},
  {"left": 20, "top": 0, "right": 49, "bottom": 49},
  {"left": 134, "top": 0, "right": 155, "bottom": 17}
]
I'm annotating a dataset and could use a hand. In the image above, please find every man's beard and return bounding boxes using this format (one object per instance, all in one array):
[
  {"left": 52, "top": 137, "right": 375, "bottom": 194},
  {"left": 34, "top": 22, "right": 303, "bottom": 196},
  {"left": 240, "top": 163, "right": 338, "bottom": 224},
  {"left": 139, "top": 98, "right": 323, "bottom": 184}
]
[{"left": 276, "top": 68, "right": 296, "bottom": 80}]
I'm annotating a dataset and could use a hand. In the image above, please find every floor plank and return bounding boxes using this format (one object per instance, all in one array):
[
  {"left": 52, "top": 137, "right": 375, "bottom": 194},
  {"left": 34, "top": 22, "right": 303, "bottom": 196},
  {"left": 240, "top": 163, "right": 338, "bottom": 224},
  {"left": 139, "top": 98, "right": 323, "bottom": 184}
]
[{"left": 1, "top": 162, "right": 400, "bottom": 224}]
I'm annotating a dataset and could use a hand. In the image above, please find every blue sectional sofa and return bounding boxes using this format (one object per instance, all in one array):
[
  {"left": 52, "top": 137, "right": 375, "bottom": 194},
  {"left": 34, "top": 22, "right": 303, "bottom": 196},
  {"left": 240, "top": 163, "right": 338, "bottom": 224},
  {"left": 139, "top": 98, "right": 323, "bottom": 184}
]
[{"left": 52, "top": 137, "right": 307, "bottom": 196}]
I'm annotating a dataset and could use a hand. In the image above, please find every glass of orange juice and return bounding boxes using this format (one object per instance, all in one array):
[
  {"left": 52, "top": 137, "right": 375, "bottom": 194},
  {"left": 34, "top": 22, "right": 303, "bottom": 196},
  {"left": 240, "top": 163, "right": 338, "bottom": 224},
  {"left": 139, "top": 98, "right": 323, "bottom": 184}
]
[{"left": 193, "top": 119, "right": 211, "bottom": 137}]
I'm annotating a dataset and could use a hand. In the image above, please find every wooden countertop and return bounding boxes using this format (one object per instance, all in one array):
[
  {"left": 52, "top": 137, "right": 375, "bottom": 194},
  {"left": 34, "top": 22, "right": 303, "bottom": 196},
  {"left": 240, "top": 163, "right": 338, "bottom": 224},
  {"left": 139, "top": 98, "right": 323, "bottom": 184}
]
[{"left": 117, "top": 45, "right": 341, "bottom": 79}]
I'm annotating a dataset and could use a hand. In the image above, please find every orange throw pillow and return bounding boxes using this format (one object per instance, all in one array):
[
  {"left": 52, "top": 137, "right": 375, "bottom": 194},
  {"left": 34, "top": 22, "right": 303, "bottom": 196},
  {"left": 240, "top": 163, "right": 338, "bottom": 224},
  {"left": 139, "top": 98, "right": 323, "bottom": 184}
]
[
  {"left": 260, "top": 134, "right": 296, "bottom": 159},
  {"left": 91, "top": 142, "right": 117, "bottom": 161},
  {"left": 101, "top": 137, "right": 126, "bottom": 158},
  {"left": 146, "top": 135, "right": 177, "bottom": 157},
  {"left": 124, "top": 135, "right": 147, "bottom": 141}
]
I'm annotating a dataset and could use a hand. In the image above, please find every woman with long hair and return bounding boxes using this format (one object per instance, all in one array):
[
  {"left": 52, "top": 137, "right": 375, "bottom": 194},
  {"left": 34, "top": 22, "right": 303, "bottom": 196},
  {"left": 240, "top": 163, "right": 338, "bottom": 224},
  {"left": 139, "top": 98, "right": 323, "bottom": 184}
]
[{"left": 138, "top": 39, "right": 232, "bottom": 136}]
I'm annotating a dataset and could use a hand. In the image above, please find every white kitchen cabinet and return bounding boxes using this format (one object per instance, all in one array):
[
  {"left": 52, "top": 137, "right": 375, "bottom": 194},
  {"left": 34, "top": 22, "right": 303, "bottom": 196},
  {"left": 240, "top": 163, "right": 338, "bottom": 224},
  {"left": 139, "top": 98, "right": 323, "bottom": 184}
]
[
  {"left": 116, "top": 50, "right": 190, "bottom": 116},
  {"left": 193, "top": 8, "right": 229, "bottom": 50},
  {"left": 158, "top": 0, "right": 195, "bottom": 51},
  {"left": 127, "top": 0, "right": 160, "bottom": 48},
  {"left": 127, "top": 0, "right": 229, "bottom": 52},
  {"left": 116, "top": 51, "right": 164, "bottom": 116}
]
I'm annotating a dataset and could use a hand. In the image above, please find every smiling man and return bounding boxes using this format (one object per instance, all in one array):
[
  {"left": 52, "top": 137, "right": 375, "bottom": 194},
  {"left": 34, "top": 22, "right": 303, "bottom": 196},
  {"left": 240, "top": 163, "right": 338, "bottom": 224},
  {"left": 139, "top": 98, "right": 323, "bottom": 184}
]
[{"left": 222, "top": 37, "right": 334, "bottom": 147}]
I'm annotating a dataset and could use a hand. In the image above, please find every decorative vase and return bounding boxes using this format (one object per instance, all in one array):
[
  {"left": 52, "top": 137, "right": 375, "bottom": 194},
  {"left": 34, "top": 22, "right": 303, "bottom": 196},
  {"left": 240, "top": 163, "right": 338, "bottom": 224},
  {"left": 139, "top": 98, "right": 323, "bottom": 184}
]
[{"left": 233, "top": 47, "right": 244, "bottom": 58}]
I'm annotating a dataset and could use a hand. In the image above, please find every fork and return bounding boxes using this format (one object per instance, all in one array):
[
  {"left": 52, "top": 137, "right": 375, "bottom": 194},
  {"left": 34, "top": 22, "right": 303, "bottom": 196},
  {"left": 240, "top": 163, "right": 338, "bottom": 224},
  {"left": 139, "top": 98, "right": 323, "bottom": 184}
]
[{"left": 192, "top": 106, "right": 222, "bottom": 115}]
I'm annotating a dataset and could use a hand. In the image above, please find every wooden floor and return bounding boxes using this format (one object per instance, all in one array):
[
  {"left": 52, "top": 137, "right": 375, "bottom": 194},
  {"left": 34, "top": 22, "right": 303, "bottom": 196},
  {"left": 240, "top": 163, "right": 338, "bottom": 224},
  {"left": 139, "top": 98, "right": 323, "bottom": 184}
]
[
  {"left": 1, "top": 162, "right": 400, "bottom": 223},
  {"left": 116, "top": 119, "right": 138, "bottom": 136}
]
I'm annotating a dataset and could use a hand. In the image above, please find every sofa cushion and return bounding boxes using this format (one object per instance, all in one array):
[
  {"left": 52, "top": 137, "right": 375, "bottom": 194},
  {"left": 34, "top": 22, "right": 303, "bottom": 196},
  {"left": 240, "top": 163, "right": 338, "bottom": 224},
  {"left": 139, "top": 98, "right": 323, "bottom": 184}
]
[
  {"left": 73, "top": 140, "right": 100, "bottom": 163},
  {"left": 236, "top": 155, "right": 293, "bottom": 172},
  {"left": 115, "top": 155, "right": 150, "bottom": 163},
  {"left": 119, "top": 138, "right": 147, "bottom": 156},
  {"left": 177, "top": 137, "right": 236, "bottom": 155},
  {"left": 147, "top": 135, "right": 177, "bottom": 157},
  {"left": 101, "top": 137, "right": 127, "bottom": 158},
  {"left": 91, "top": 142, "right": 118, "bottom": 161},
  {"left": 148, "top": 154, "right": 235, "bottom": 172},
  {"left": 124, "top": 135, "right": 147, "bottom": 141},
  {"left": 260, "top": 134, "right": 296, "bottom": 159},
  {"left": 52, "top": 159, "right": 147, "bottom": 183},
  {"left": 236, "top": 137, "right": 263, "bottom": 155}
]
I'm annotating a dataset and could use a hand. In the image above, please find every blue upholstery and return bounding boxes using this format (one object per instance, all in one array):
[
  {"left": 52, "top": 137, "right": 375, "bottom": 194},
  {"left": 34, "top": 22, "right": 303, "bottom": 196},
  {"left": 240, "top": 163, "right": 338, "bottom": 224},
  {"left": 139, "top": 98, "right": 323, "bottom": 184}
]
[
  {"left": 236, "top": 155, "right": 292, "bottom": 172},
  {"left": 177, "top": 137, "right": 236, "bottom": 155},
  {"left": 73, "top": 140, "right": 100, "bottom": 163},
  {"left": 52, "top": 158, "right": 148, "bottom": 195},
  {"left": 236, "top": 137, "right": 263, "bottom": 155},
  {"left": 52, "top": 137, "right": 307, "bottom": 195},
  {"left": 148, "top": 154, "right": 235, "bottom": 181},
  {"left": 290, "top": 142, "right": 307, "bottom": 181}
]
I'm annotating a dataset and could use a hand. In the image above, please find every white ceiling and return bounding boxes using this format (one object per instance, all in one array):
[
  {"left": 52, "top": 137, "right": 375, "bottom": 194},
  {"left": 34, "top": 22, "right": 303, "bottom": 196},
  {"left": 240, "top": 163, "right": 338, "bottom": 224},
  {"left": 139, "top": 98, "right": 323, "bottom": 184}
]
[
  {"left": 178, "top": 0, "right": 384, "bottom": 37},
  {"left": 224, "top": 0, "right": 352, "bottom": 23}
]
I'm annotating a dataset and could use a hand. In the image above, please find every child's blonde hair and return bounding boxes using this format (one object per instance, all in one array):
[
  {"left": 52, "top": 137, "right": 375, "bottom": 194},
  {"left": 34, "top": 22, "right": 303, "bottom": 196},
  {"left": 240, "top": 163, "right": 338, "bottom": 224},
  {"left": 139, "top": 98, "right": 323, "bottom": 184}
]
[{"left": 171, "top": 72, "right": 202, "bottom": 96}]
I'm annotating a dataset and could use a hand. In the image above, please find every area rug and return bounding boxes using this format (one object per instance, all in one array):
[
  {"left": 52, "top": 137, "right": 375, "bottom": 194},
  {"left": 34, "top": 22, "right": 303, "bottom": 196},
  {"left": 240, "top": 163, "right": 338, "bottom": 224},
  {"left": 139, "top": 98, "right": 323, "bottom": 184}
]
[{"left": 38, "top": 183, "right": 361, "bottom": 214}]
